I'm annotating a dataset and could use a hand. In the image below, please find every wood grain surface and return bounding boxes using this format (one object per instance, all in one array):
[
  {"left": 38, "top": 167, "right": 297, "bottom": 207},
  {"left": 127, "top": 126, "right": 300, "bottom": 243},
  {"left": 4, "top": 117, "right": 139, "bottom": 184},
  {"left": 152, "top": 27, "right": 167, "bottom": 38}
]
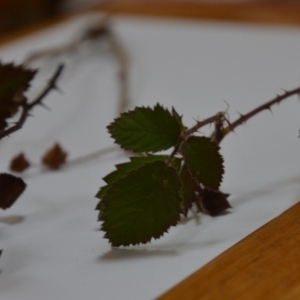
[
  {"left": 158, "top": 202, "right": 300, "bottom": 299},
  {"left": 95, "top": 1, "right": 300, "bottom": 27},
  {"left": 1, "top": 2, "right": 300, "bottom": 299},
  {"left": 2, "top": 3, "right": 300, "bottom": 46}
]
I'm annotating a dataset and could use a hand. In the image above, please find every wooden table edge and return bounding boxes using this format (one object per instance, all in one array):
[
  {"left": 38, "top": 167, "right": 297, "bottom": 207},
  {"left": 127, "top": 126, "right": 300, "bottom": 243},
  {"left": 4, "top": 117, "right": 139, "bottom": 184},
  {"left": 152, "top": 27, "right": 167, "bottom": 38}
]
[
  {"left": 95, "top": 2, "right": 300, "bottom": 28},
  {"left": 157, "top": 201, "right": 300, "bottom": 299},
  {"left": 2, "top": 3, "right": 300, "bottom": 46}
]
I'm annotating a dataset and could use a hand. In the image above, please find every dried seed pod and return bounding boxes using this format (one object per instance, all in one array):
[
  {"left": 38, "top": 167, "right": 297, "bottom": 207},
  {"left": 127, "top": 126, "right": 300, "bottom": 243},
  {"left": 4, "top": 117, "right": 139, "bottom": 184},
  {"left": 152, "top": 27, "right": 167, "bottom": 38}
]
[
  {"left": 9, "top": 153, "right": 30, "bottom": 173},
  {"left": 42, "top": 143, "right": 67, "bottom": 170}
]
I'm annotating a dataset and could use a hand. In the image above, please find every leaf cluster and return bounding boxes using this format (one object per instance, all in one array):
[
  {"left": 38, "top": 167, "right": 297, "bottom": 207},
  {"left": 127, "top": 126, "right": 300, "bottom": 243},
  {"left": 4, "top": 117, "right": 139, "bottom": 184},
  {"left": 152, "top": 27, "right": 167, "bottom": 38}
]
[
  {"left": 96, "top": 104, "right": 230, "bottom": 246},
  {"left": 0, "top": 62, "right": 64, "bottom": 210},
  {"left": 0, "top": 62, "right": 36, "bottom": 131}
]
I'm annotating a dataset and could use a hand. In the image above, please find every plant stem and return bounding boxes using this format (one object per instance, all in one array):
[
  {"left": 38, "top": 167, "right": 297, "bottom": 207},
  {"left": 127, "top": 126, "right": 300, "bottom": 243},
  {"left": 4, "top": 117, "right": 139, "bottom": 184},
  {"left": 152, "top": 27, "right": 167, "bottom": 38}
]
[
  {"left": 183, "top": 112, "right": 225, "bottom": 139},
  {"left": 168, "top": 85, "right": 300, "bottom": 162},
  {"left": 0, "top": 64, "right": 64, "bottom": 140},
  {"left": 216, "top": 86, "right": 300, "bottom": 143},
  {"left": 106, "top": 27, "right": 129, "bottom": 114},
  {"left": 167, "top": 112, "right": 225, "bottom": 164}
]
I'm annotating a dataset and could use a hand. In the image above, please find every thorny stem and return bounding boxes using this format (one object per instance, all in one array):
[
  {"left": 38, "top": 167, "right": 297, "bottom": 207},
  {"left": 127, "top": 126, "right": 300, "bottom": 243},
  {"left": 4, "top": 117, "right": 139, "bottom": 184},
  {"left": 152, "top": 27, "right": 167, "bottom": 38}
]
[
  {"left": 167, "top": 86, "right": 300, "bottom": 163},
  {"left": 167, "top": 112, "right": 226, "bottom": 164},
  {"left": 166, "top": 139, "right": 183, "bottom": 166},
  {"left": 28, "top": 64, "right": 64, "bottom": 109},
  {"left": 0, "top": 64, "right": 64, "bottom": 140},
  {"left": 5, "top": 19, "right": 129, "bottom": 172},
  {"left": 182, "top": 112, "right": 225, "bottom": 140},
  {"left": 216, "top": 86, "right": 300, "bottom": 144}
]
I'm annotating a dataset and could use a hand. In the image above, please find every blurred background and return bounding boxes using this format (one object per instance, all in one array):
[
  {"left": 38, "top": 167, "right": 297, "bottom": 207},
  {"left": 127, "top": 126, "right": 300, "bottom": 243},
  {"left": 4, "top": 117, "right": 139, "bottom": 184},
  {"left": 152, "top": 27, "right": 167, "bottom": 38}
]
[
  {"left": 0, "top": 0, "right": 99, "bottom": 34},
  {"left": 0, "top": 0, "right": 300, "bottom": 36}
]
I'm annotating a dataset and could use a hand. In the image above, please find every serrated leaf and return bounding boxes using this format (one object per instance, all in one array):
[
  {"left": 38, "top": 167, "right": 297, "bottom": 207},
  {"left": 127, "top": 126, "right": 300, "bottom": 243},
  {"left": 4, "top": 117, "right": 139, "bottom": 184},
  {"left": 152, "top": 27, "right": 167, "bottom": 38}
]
[
  {"left": 181, "top": 136, "right": 224, "bottom": 190},
  {"left": 201, "top": 189, "right": 231, "bottom": 216},
  {"left": 107, "top": 104, "right": 182, "bottom": 152},
  {"left": 172, "top": 106, "right": 187, "bottom": 132},
  {"left": 95, "top": 155, "right": 181, "bottom": 220},
  {"left": 0, "top": 173, "right": 26, "bottom": 209},
  {"left": 103, "top": 155, "right": 169, "bottom": 184},
  {"left": 96, "top": 155, "right": 181, "bottom": 205},
  {"left": 100, "top": 161, "right": 182, "bottom": 246},
  {"left": 96, "top": 155, "right": 168, "bottom": 204},
  {"left": 0, "top": 62, "right": 37, "bottom": 129},
  {"left": 180, "top": 163, "right": 198, "bottom": 216}
]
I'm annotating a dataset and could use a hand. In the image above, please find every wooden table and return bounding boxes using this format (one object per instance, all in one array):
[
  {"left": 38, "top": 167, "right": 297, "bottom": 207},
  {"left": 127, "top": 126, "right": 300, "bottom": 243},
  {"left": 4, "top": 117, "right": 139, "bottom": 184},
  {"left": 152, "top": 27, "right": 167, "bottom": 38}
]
[{"left": 1, "top": 2, "right": 300, "bottom": 299}]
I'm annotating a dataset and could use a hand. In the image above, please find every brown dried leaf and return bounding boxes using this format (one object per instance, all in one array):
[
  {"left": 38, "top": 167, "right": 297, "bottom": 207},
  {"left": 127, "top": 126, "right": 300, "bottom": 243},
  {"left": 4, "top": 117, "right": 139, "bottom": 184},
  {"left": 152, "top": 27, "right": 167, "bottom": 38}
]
[
  {"left": 42, "top": 143, "right": 67, "bottom": 170},
  {"left": 0, "top": 62, "right": 37, "bottom": 130},
  {"left": 0, "top": 173, "right": 26, "bottom": 209},
  {"left": 200, "top": 189, "right": 231, "bottom": 216},
  {"left": 9, "top": 153, "right": 30, "bottom": 173}
]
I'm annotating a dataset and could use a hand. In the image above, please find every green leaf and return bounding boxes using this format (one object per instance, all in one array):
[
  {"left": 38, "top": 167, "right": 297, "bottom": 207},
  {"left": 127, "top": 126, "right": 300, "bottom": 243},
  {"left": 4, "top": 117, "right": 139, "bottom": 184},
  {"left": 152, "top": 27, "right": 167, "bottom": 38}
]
[
  {"left": 172, "top": 106, "right": 187, "bottom": 132},
  {"left": 180, "top": 163, "right": 198, "bottom": 216},
  {"left": 103, "top": 155, "right": 169, "bottom": 184},
  {"left": 201, "top": 189, "right": 231, "bottom": 216},
  {"left": 100, "top": 161, "right": 182, "bottom": 246},
  {"left": 95, "top": 155, "right": 171, "bottom": 204},
  {"left": 181, "top": 136, "right": 224, "bottom": 190},
  {"left": 95, "top": 155, "right": 168, "bottom": 216},
  {"left": 107, "top": 104, "right": 182, "bottom": 152}
]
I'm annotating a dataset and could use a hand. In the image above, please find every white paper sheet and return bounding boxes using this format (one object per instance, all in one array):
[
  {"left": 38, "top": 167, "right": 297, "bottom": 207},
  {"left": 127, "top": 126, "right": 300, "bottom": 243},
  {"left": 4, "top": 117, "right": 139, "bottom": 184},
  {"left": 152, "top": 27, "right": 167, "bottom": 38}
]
[{"left": 0, "top": 14, "right": 300, "bottom": 300}]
